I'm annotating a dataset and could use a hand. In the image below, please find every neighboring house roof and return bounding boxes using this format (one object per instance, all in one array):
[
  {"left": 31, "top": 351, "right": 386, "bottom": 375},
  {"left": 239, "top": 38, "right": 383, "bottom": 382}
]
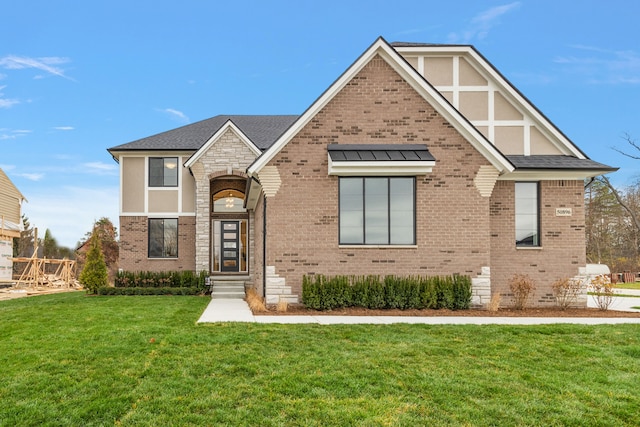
[{"left": 108, "top": 115, "right": 299, "bottom": 153}]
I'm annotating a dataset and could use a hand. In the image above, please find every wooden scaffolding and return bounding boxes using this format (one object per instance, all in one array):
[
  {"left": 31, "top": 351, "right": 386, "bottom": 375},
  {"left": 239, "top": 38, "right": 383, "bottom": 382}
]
[{"left": 6, "top": 228, "right": 78, "bottom": 289}]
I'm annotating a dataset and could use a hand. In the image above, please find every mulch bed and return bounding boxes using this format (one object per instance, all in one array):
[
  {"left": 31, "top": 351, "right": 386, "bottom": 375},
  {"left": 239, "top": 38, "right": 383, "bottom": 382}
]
[{"left": 256, "top": 305, "right": 640, "bottom": 318}]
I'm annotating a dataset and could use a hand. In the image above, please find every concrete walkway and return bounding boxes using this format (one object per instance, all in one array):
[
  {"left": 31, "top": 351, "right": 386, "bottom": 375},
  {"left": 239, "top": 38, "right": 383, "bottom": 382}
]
[{"left": 198, "top": 293, "right": 640, "bottom": 325}]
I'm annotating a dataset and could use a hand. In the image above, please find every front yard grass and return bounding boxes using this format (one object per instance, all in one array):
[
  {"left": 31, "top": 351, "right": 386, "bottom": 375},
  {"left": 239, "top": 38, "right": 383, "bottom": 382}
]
[{"left": 1, "top": 292, "right": 640, "bottom": 426}]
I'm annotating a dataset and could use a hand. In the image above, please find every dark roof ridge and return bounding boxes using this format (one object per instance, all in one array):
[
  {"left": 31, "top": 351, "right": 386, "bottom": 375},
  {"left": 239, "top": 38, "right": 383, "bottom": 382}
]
[{"left": 108, "top": 114, "right": 299, "bottom": 153}]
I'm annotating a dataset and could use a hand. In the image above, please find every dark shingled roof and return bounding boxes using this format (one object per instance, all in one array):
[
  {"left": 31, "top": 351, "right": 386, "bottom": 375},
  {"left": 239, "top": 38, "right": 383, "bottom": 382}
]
[
  {"left": 507, "top": 155, "right": 617, "bottom": 171},
  {"left": 108, "top": 115, "right": 299, "bottom": 152},
  {"left": 328, "top": 144, "right": 435, "bottom": 162}
]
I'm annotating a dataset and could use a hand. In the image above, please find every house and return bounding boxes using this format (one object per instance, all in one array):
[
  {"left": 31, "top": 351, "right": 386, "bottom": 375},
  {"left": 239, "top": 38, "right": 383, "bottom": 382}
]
[
  {"left": 108, "top": 38, "right": 616, "bottom": 307},
  {"left": 0, "top": 168, "right": 26, "bottom": 281}
]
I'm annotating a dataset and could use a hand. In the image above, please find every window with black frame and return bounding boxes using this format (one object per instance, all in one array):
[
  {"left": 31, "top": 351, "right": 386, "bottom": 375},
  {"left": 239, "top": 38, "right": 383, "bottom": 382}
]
[
  {"left": 515, "top": 182, "right": 540, "bottom": 247},
  {"left": 148, "top": 218, "right": 178, "bottom": 257},
  {"left": 339, "top": 177, "right": 415, "bottom": 245},
  {"left": 149, "top": 157, "right": 178, "bottom": 187}
]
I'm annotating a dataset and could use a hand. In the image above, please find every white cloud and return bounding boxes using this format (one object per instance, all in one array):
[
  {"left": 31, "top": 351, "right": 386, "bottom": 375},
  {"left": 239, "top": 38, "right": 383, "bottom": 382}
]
[
  {"left": 0, "top": 84, "right": 19, "bottom": 109},
  {"left": 0, "top": 55, "right": 73, "bottom": 80},
  {"left": 160, "top": 108, "right": 190, "bottom": 123},
  {"left": 0, "top": 98, "right": 19, "bottom": 108},
  {"left": 16, "top": 172, "right": 44, "bottom": 181},
  {"left": 83, "top": 161, "right": 118, "bottom": 175},
  {"left": 22, "top": 185, "right": 119, "bottom": 249},
  {"left": 53, "top": 126, "right": 74, "bottom": 131},
  {"left": 0, "top": 128, "right": 30, "bottom": 140},
  {"left": 553, "top": 45, "right": 640, "bottom": 84},
  {"left": 448, "top": 2, "right": 521, "bottom": 43}
]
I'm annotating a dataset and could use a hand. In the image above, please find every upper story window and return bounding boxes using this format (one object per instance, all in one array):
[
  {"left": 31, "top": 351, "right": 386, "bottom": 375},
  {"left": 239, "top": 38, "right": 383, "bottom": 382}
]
[
  {"left": 515, "top": 182, "right": 540, "bottom": 247},
  {"left": 339, "top": 177, "right": 415, "bottom": 245},
  {"left": 149, "top": 157, "right": 178, "bottom": 187}
]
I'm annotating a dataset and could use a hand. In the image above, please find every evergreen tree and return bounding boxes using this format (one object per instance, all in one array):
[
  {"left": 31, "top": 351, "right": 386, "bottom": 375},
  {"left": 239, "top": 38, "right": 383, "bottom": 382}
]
[
  {"left": 79, "top": 232, "right": 108, "bottom": 294},
  {"left": 42, "top": 229, "right": 59, "bottom": 259}
]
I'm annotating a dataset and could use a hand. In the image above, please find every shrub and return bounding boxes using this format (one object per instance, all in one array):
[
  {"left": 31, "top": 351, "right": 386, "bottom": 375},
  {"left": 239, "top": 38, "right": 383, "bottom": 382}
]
[
  {"left": 590, "top": 274, "right": 615, "bottom": 311},
  {"left": 487, "top": 293, "right": 501, "bottom": 311},
  {"left": 246, "top": 288, "right": 267, "bottom": 312},
  {"left": 301, "top": 274, "right": 472, "bottom": 311},
  {"left": 115, "top": 270, "right": 208, "bottom": 292},
  {"left": 552, "top": 277, "right": 585, "bottom": 310},
  {"left": 79, "top": 232, "right": 108, "bottom": 294},
  {"left": 451, "top": 275, "right": 472, "bottom": 310},
  {"left": 354, "top": 276, "right": 385, "bottom": 309},
  {"left": 508, "top": 274, "right": 536, "bottom": 310}
]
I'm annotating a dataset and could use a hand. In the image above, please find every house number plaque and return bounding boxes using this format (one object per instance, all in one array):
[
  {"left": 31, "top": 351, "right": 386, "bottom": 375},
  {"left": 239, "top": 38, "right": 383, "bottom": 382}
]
[{"left": 555, "top": 208, "right": 572, "bottom": 216}]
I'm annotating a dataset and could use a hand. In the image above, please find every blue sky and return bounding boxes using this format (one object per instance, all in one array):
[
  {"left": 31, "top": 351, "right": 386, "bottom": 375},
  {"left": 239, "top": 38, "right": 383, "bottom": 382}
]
[{"left": 2, "top": 0, "right": 639, "bottom": 248}]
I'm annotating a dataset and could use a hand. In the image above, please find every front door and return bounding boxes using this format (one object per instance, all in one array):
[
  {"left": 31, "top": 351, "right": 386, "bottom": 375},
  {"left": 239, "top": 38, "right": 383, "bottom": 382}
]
[{"left": 221, "top": 221, "right": 240, "bottom": 272}]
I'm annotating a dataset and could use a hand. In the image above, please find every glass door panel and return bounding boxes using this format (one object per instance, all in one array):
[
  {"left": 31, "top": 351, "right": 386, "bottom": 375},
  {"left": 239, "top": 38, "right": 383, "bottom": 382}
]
[{"left": 220, "top": 221, "right": 239, "bottom": 272}]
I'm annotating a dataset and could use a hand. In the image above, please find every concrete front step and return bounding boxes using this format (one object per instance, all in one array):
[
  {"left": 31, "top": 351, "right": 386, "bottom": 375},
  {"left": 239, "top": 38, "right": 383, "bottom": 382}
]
[
  {"left": 210, "top": 278, "right": 247, "bottom": 299},
  {"left": 212, "top": 291, "right": 246, "bottom": 299}
]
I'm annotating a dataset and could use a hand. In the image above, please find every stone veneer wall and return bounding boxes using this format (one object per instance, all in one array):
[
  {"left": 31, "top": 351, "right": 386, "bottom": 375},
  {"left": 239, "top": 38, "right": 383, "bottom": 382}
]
[
  {"left": 119, "top": 215, "right": 196, "bottom": 271},
  {"left": 262, "top": 55, "right": 494, "bottom": 303},
  {"left": 189, "top": 128, "right": 258, "bottom": 273}
]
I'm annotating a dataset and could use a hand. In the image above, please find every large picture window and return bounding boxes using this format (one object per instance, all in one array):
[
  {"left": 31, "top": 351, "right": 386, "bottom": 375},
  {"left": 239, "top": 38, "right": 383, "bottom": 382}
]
[
  {"left": 149, "top": 218, "right": 178, "bottom": 258},
  {"left": 149, "top": 157, "right": 178, "bottom": 187},
  {"left": 515, "top": 182, "right": 540, "bottom": 247},
  {"left": 339, "top": 177, "right": 415, "bottom": 245}
]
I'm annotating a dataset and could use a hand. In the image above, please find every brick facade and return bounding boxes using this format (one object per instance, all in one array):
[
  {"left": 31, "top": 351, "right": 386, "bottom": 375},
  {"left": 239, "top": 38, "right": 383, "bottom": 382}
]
[
  {"left": 119, "top": 215, "right": 196, "bottom": 271},
  {"left": 490, "top": 180, "right": 586, "bottom": 305},
  {"left": 262, "top": 55, "right": 493, "bottom": 298},
  {"left": 113, "top": 44, "right": 601, "bottom": 309}
]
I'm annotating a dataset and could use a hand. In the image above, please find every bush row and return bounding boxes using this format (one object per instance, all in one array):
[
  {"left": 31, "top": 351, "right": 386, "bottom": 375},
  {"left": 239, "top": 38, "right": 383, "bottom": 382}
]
[
  {"left": 96, "top": 286, "right": 203, "bottom": 296},
  {"left": 302, "top": 274, "right": 472, "bottom": 311},
  {"left": 114, "top": 270, "right": 208, "bottom": 290}
]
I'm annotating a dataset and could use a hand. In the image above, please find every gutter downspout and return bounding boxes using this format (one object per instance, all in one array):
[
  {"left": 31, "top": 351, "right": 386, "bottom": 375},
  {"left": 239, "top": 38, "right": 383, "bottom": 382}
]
[{"left": 262, "top": 194, "right": 267, "bottom": 298}]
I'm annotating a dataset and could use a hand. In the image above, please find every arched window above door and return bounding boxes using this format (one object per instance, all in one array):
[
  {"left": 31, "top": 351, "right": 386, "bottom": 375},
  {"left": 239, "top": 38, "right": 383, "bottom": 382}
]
[{"left": 212, "top": 189, "right": 246, "bottom": 213}]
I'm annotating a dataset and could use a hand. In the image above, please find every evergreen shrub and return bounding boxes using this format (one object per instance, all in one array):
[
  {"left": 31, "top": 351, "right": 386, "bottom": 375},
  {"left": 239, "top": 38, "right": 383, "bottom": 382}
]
[
  {"left": 302, "top": 274, "right": 472, "bottom": 311},
  {"left": 114, "top": 270, "right": 208, "bottom": 292}
]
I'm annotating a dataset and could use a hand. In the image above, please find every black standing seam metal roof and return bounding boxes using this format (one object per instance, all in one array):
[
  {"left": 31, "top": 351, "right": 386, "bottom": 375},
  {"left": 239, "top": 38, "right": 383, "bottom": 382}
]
[
  {"left": 328, "top": 144, "right": 435, "bottom": 162},
  {"left": 108, "top": 115, "right": 300, "bottom": 152}
]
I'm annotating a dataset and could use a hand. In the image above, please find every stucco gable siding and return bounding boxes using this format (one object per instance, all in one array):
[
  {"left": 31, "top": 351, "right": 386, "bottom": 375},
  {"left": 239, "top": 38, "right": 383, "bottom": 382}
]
[
  {"left": 122, "top": 157, "right": 145, "bottom": 213},
  {"left": 398, "top": 50, "right": 566, "bottom": 157},
  {"left": 264, "top": 55, "right": 494, "bottom": 297}
]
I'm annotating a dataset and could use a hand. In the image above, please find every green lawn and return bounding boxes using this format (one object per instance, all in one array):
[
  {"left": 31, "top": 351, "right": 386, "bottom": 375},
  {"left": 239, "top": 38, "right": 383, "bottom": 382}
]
[
  {"left": 1, "top": 293, "right": 640, "bottom": 426},
  {"left": 614, "top": 282, "right": 640, "bottom": 290}
]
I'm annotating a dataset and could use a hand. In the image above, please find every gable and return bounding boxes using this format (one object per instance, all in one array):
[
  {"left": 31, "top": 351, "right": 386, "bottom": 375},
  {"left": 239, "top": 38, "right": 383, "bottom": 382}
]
[
  {"left": 393, "top": 44, "right": 580, "bottom": 158},
  {"left": 261, "top": 53, "right": 499, "bottom": 202},
  {"left": 248, "top": 38, "right": 513, "bottom": 177},
  {"left": 184, "top": 120, "right": 261, "bottom": 169}
]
